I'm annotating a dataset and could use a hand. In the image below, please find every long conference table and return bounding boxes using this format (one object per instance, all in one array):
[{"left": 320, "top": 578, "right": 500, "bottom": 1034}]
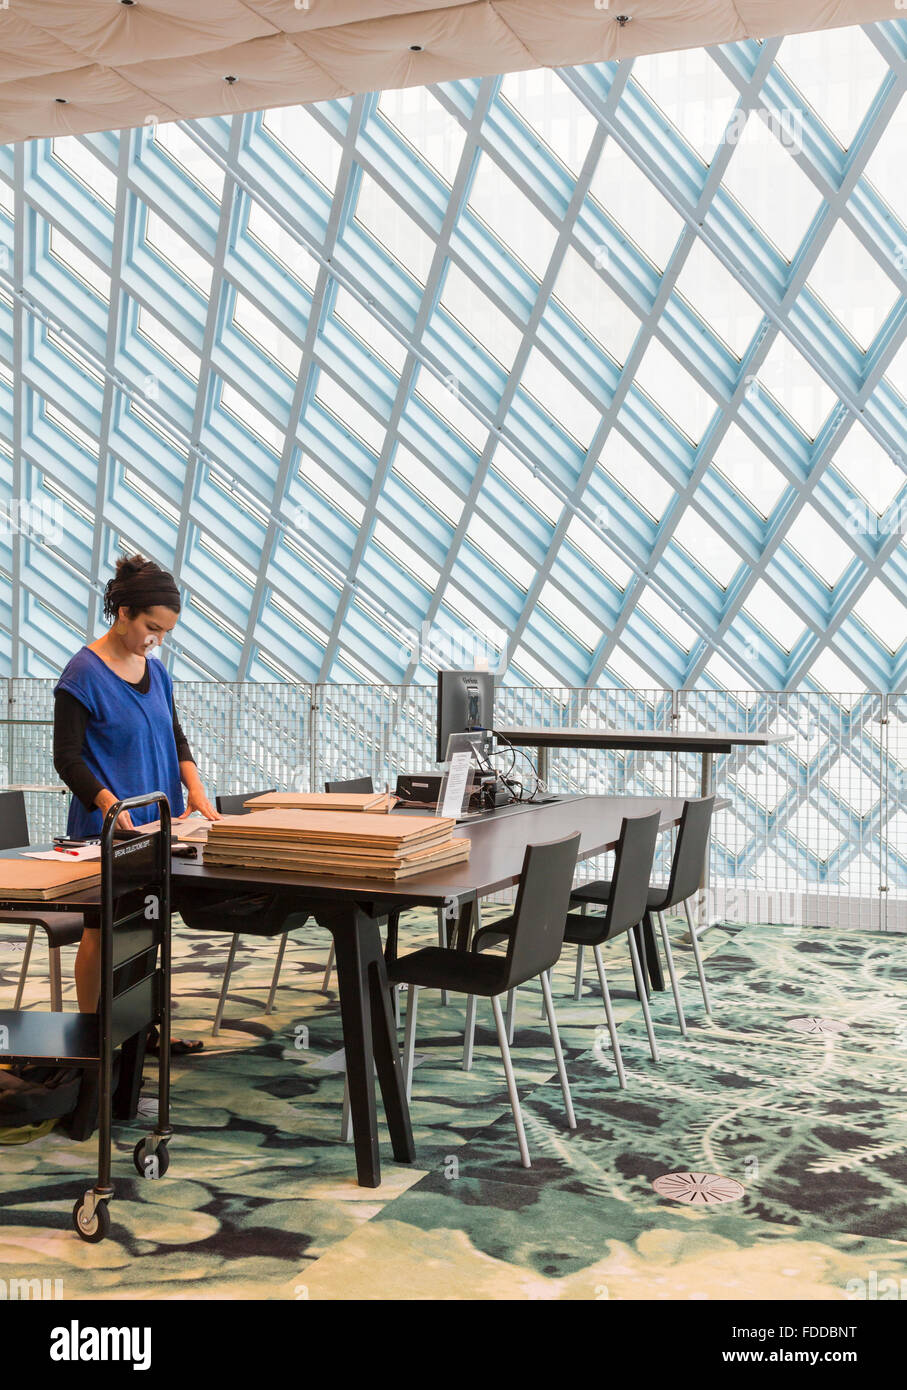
[{"left": 2, "top": 795, "right": 700, "bottom": 1189}]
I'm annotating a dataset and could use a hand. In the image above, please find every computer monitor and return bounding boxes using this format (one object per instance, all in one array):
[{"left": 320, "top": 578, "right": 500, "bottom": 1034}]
[{"left": 436, "top": 670, "right": 495, "bottom": 764}]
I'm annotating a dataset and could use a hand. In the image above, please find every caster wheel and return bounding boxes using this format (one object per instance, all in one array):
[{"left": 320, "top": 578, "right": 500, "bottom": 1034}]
[
  {"left": 72, "top": 1197, "right": 110, "bottom": 1243},
  {"left": 133, "top": 1138, "right": 169, "bottom": 1178}
]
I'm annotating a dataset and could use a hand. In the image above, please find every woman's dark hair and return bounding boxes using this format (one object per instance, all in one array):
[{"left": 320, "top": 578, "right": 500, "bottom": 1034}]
[{"left": 103, "top": 553, "right": 181, "bottom": 625}]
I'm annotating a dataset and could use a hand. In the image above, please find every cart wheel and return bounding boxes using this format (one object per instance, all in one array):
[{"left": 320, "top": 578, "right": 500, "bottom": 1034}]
[
  {"left": 133, "top": 1138, "right": 170, "bottom": 1178},
  {"left": 72, "top": 1196, "right": 110, "bottom": 1243}
]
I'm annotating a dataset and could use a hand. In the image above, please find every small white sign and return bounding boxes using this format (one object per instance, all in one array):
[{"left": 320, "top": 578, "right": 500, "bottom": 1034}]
[{"left": 439, "top": 751, "right": 474, "bottom": 818}]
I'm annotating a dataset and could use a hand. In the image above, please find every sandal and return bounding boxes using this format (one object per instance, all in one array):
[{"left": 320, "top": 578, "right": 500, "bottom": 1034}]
[{"left": 146, "top": 1026, "right": 204, "bottom": 1057}]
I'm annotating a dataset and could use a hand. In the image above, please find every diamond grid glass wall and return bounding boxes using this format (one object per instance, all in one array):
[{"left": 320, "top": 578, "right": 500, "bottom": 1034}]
[{"left": 0, "top": 21, "right": 905, "bottom": 695}]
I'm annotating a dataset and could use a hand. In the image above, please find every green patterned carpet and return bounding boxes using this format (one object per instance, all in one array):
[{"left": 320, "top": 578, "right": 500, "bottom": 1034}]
[{"left": 1, "top": 911, "right": 906, "bottom": 1300}]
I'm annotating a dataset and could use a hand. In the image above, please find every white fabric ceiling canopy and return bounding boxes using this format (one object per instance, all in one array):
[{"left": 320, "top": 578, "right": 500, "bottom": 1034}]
[{"left": 0, "top": 0, "right": 897, "bottom": 143}]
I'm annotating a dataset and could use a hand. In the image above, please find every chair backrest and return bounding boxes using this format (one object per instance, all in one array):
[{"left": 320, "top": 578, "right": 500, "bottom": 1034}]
[
  {"left": 0, "top": 789, "right": 29, "bottom": 850},
  {"left": 324, "top": 776, "right": 375, "bottom": 795},
  {"left": 663, "top": 796, "right": 716, "bottom": 907},
  {"left": 215, "top": 788, "right": 276, "bottom": 816},
  {"left": 600, "top": 810, "right": 663, "bottom": 940},
  {"left": 501, "top": 831, "right": 582, "bottom": 988}
]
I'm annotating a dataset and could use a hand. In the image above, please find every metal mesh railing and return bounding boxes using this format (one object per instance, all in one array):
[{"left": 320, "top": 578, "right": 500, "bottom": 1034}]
[{"left": 1, "top": 678, "right": 903, "bottom": 930}]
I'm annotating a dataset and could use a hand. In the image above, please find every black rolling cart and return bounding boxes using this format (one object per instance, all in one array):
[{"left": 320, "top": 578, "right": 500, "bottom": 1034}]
[{"left": 0, "top": 791, "right": 174, "bottom": 1242}]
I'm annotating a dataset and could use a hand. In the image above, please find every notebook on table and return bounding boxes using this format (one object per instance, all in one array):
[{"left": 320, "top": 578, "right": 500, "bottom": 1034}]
[
  {"left": 242, "top": 792, "right": 392, "bottom": 813},
  {"left": 0, "top": 860, "right": 102, "bottom": 901}
]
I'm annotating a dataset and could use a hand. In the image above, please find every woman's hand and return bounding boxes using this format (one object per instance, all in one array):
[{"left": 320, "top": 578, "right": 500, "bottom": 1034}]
[
  {"left": 96, "top": 788, "right": 135, "bottom": 831},
  {"left": 176, "top": 785, "right": 222, "bottom": 821}
]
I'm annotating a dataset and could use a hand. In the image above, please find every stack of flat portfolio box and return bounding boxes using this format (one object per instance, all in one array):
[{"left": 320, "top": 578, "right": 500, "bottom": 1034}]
[{"left": 203, "top": 807, "right": 470, "bottom": 881}]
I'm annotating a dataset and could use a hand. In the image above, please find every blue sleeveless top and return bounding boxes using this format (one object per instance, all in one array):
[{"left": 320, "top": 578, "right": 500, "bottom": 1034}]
[{"left": 54, "top": 646, "right": 185, "bottom": 838}]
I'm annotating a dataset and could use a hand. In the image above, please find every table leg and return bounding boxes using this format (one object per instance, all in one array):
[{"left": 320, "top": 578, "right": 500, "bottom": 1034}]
[
  {"left": 698, "top": 750, "right": 713, "bottom": 930},
  {"left": 453, "top": 896, "right": 475, "bottom": 952},
  {"left": 639, "top": 915, "right": 665, "bottom": 993},
  {"left": 319, "top": 906, "right": 414, "bottom": 1187}
]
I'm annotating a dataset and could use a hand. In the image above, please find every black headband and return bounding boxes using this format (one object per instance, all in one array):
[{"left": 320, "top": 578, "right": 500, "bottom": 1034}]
[{"left": 104, "top": 576, "right": 181, "bottom": 623}]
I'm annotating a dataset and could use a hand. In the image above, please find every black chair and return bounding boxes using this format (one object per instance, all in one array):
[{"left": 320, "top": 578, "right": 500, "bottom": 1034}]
[
  {"left": 174, "top": 788, "right": 310, "bottom": 1033},
  {"left": 572, "top": 796, "right": 715, "bottom": 1022},
  {"left": 386, "top": 832, "right": 582, "bottom": 1168},
  {"left": 471, "top": 812, "right": 664, "bottom": 1090},
  {"left": 0, "top": 790, "right": 86, "bottom": 1011}
]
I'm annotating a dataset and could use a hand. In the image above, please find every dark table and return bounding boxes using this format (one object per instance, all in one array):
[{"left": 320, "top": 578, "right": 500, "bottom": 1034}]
[{"left": 0, "top": 796, "right": 694, "bottom": 1189}]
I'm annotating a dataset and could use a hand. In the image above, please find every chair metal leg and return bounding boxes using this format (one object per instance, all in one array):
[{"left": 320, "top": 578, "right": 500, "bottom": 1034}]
[
  {"left": 540, "top": 970, "right": 576, "bottom": 1129},
  {"left": 592, "top": 944, "right": 627, "bottom": 1088},
  {"left": 402, "top": 984, "right": 419, "bottom": 1100},
  {"left": 491, "top": 994, "right": 530, "bottom": 1168},
  {"left": 393, "top": 983, "right": 401, "bottom": 1029},
  {"left": 573, "top": 907, "right": 588, "bottom": 1000},
  {"left": 13, "top": 924, "right": 36, "bottom": 1010},
  {"left": 212, "top": 933, "right": 240, "bottom": 1036},
  {"left": 462, "top": 992, "right": 477, "bottom": 1070},
  {"left": 265, "top": 932, "right": 288, "bottom": 1015},
  {"left": 437, "top": 905, "right": 449, "bottom": 1006},
  {"left": 505, "top": 987, "right": 516, "bottom": 1044},
  {"left": 321, "top": 938, "right": 335, "bottom": 993},
  {"left": 656, "top": 911, "right": 687, "bottom": 1037},
  {"left": 461, "top": 896, "right": 483, "bottom": 1068},
  {"left": 49, "top": 946, "right": 63, "bottom": 1013},
  {"left": 340, "top": 1073, "right": 353, "bottom": 1143},
  {"left": 627, "top": 930, "right": 660, "bottom": 1063},
  {"left": 683, "top": 898, "right": 713, "bottom": 1015}
]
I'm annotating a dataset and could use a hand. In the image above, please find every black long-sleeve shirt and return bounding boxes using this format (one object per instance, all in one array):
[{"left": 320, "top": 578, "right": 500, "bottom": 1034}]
[{"left": 53, "top": 660, "right": 195, "bottom": 813}]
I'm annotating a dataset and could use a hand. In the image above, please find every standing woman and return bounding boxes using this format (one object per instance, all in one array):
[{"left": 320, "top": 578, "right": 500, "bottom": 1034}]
[{"left": 53, "top": 553, "right": 220, "bottom": 1031}]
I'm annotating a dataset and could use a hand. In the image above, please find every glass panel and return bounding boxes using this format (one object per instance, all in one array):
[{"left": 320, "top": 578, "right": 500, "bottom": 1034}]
[
  {"left": 334, "top": 286, "right": 408, "bottom": 372},
  {"left": 862, "top": 89, "right": 907, "bottom": 226},
  {"left": 145, "top": 208, "right": 212, "bottom": 294},
  {"left": 414, "top": 364, "right": 489, "bottom": 450},
  {"left": 784, "top": 504, "right": 854, "bottom": 586},
  {"left": 673, "top": 238, "right": 762, "bottom": 358},
  {"left": 314, "top": 372, "right": 385, "bottom": 453},
  {"left": 152, "top": 121, "right": 225, "bottom": 199},
  {"left": 831, "top": 423, "right": 905, "bottom": 517},
  {"left": 262, "top": 106, "right": 342, "bottom": 190},
  {"left": 220, "top": 382, "right": 283, "bottom": 454},
  {"left": 233, "top": 293, "right": 303, "bottom": 377},
  {"left": 587, "top": 135, "right": 685, "bottom": 270},
  {"left": 636, "top": 588, "right": 696, "bottom": 649},
  {"left": 355, "top": 172, "right": 435, "bottom": 282},
  {"left": 742, "top": 579, "right": 804, "bottom": 650},
  {"left": 246, "top": 197, "right": 317, "bottom": 289},
  {"left": 51, "top": 137, "right": 116, "bottom": 205},
  {"left": 805, "top": 221, "right": 900, "bottom": 350},
  {"left": 465, "top": 512, "right": 534, "bottom": 589},
  {"left": 629, "top": 49, "right": 739, "bottom": 164},
  {"left": 851, "top": 577, "right": 907, "bottom": 651},
  {"left": 752, "top": 334, "right": 837, "bottom": 439},
  {"left": 721, "top": 112, "right": 824, "bottom": 260},
  {"left": 566, "top": 512, "right": 631, "bottom": 588},
  {"left": 377, "top": 87, "right": 465, "bottom": 183},
  {"left": 517, "top": 347, "right": 602, "bottom": 447},
  {"left": 713, "top": 423, "right": 787, "bottom": 518},
  {"left": 671, "top": 508, "right": 741, "bottom": 587},
  {"left": 467, "top": 151, "right": 559, "bottom": 278},
  {"left": 48, "top": 226, "right": 110, "bottom": 301},
  {"left": 137, "top": 305, "right": 201, "bottom": 379},
  {"left": 777, "top": 27, "right": 887, "bottom": 149},
  {"left": 597, "top": 433, "right": 673, "bottom": 521},
  {"left": 499, "top": 68, "right": 598, "bottom": 175},
  {"left": 634, "top": 337, "right": 716, "bottom": 443},
  {"left": 440, "top": 262, "right": 522, "bottom": 370},
  {"left": 551, "top": 245, "right": 639, "bottom": 364},
  {"left": 392, "top": 445, "right": 464, "bottom": 525}
]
